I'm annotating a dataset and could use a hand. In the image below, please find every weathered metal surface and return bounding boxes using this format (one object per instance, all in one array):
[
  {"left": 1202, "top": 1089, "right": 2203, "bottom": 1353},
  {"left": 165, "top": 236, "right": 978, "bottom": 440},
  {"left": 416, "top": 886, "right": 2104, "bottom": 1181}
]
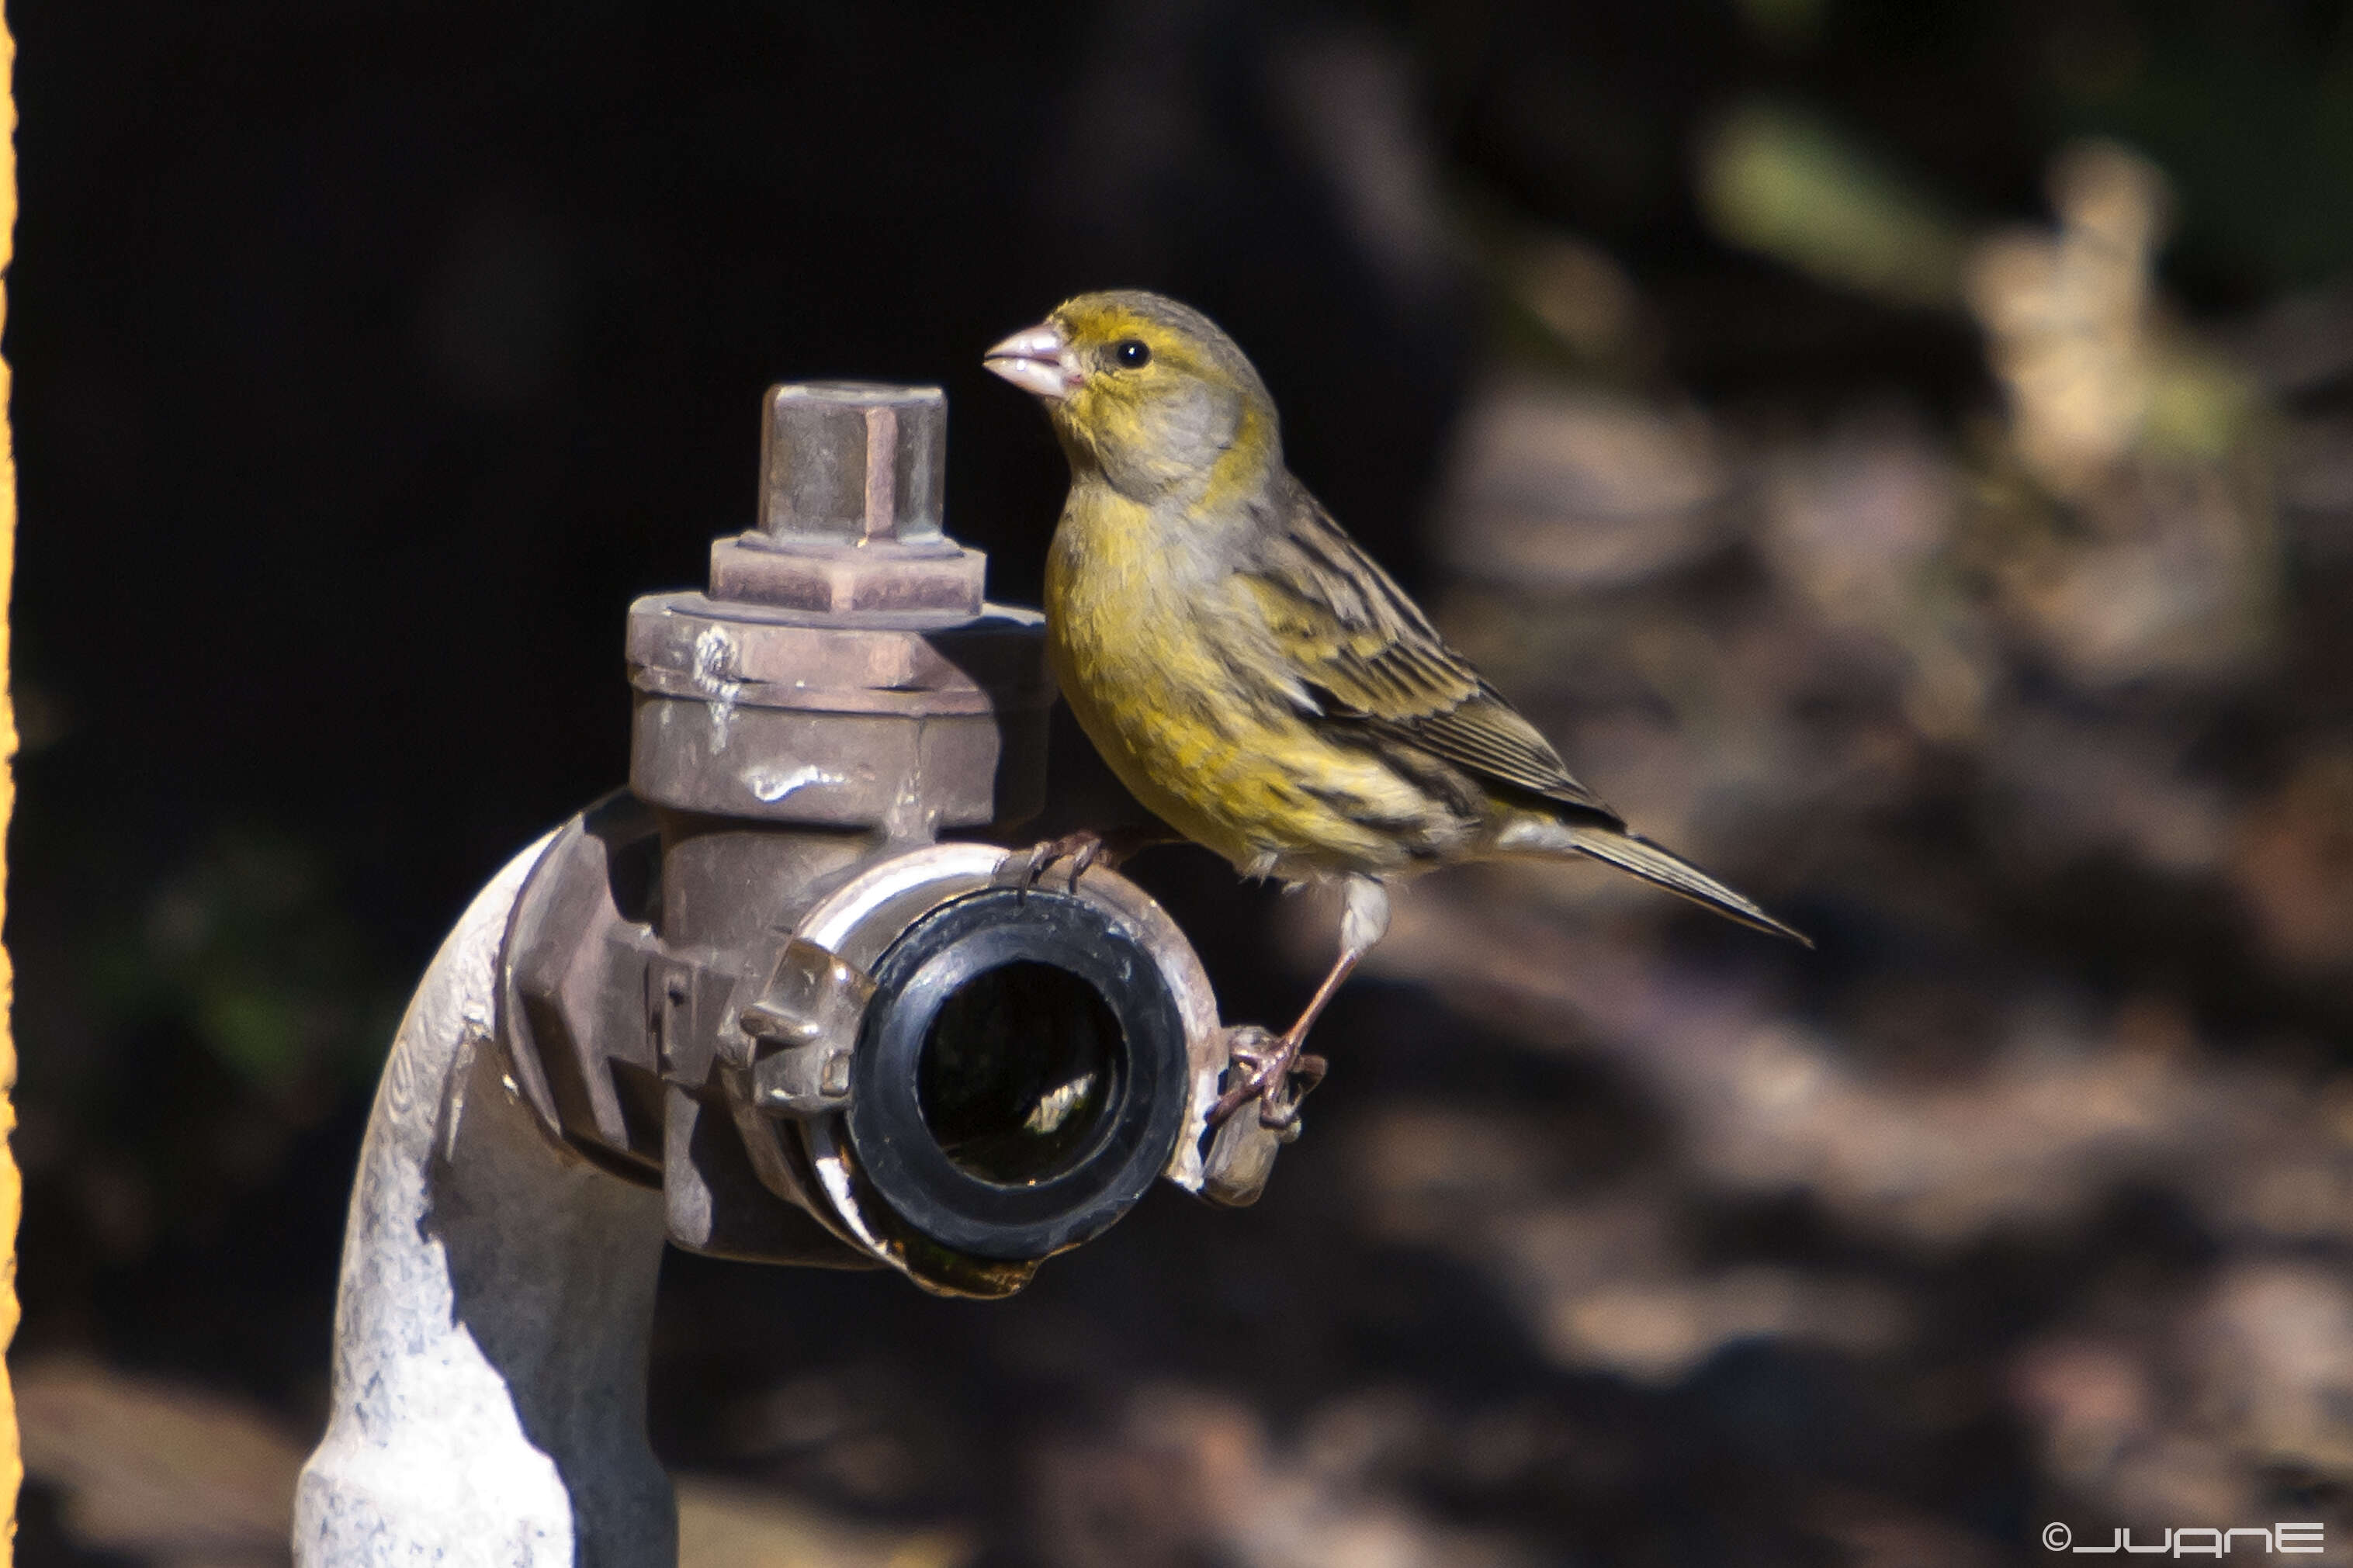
[
  {"left": 707, "top": 382, "right": 987, "bottom": 614},
  {"left": 301, "top": 377, "right": 1289, "bottom": 1564},
  {"left": 497, "top": 793, "right": 665, "bottom": 1178},
  {"left": 758, "top": 382, "right": 947, "bottom": 543},
  {"left": 708, "top": 536, "right": 987, "bottom": 615},
  {"left": 497, "top": 794, "right": 877, "bottom": 1267},
  {"left": 626, "top": 679, "right": 1048, "bottom": 829},
  {"left": 1197, "top": 1026, "right": 1289, "bottom": 1208},
  {"left": 740, "top": 937, "right": 876, "bottom": 1116},
  {"left": 295, "top": 839, "right": 675, "bottom": 1568}
]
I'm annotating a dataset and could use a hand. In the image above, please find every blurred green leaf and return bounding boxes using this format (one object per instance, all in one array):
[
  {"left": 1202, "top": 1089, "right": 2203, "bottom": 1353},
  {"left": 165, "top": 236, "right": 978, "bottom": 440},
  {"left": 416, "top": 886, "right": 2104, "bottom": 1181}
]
[
  {"left": 1734, "top": 0, "right": 1826, "bottom": 50},
  {"left": 1696, "top": 98, "right": 1969, "bottom": 307},
  {"left": 91, "top": 826, "right": 403, "bottom": 1096},
  {"left": 194, "top": 985, "right": 306, "bottom": 1089},
  {"left": 2058, "top": 11, "right": 2353, "bottom": 289}
]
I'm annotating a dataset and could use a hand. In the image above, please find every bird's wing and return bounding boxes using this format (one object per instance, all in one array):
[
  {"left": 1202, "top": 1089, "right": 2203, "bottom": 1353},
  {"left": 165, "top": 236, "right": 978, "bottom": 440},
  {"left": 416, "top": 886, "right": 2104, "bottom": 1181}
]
[{"left": 1235, "top": 482, "right": 1622, "bottom": 822}]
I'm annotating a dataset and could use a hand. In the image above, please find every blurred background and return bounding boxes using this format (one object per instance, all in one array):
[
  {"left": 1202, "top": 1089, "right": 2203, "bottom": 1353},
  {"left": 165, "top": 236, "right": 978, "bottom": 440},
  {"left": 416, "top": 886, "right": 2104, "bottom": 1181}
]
[{"left": 14, "top": 0, "right": 2353, "bottom": 1563}]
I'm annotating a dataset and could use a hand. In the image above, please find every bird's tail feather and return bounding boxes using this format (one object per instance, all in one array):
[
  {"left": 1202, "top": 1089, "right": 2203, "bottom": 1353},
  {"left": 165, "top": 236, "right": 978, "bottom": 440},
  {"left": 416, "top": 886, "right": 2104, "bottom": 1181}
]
[{"left": 1496, "top": 815, "right": 1811, "bottom": 947}]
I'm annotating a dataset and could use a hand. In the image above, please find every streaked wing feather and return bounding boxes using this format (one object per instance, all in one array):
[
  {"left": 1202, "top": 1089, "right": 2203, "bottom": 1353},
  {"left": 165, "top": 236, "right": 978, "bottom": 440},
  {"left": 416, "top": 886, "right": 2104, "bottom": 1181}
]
[{"left": 1239, "top": 482, "right": 1620, "bottom": 821}]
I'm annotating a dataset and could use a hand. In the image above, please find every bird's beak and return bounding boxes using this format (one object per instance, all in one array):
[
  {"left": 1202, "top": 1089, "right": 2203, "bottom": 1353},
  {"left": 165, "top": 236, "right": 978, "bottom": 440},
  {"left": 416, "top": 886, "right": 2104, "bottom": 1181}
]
[{"left": 983, "top": 321, "right": 1082, "bottom": 401}]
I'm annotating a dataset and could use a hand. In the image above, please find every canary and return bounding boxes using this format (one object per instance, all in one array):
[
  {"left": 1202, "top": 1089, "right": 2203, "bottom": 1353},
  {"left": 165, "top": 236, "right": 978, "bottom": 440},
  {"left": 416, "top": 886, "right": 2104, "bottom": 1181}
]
[{"left": 985, "top": 290, "right": 1805, "bottom": 1130}]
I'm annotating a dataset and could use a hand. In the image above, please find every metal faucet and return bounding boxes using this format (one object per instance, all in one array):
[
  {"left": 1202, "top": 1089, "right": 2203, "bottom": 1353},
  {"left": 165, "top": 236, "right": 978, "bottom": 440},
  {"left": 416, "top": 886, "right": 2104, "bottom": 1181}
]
[{"left": 294, "top": 382, "right": 1285, "bottom": 1566}]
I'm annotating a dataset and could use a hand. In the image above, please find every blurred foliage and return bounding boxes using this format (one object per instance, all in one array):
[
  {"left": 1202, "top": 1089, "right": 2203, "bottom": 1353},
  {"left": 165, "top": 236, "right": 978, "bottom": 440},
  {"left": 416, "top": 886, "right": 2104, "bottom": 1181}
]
[
  {"left": 19, "top": 1, "right": 2353, "bottom": 1564},
  {"left": 85, "top": 827, "right": 400, "bottom": 1096},
  {"left": 2054, "top": 2, "right": 2353, "bottom": 293},
  {"left": 1697, "top": 99, "right": 1970, "bottom": 308}
]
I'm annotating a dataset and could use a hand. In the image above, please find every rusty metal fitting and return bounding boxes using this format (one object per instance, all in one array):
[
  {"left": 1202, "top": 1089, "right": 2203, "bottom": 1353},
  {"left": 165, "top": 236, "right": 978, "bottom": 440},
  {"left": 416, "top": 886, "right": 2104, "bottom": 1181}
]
[
  {"left": 300, "top": 375, "right": 1295, "bottom": 1568},
  {"left": 629, "top": 382, "right": 1051, "bottom": 832},
  {"left": 498, "top": 792, "right": 1266, "bottom": 1294},
  {"left": 496, "top": 379, "right": 1287, "bottom": 1300},
  {"left": 710, "top": 382, "right": 986, "bottom": 614}
]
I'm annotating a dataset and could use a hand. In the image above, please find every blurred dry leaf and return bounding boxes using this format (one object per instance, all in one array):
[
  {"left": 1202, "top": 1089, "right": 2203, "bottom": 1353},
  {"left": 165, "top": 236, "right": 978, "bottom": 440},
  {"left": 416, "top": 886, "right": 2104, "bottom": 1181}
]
[
  {"left": 1807, "top": 1490, "right": 2006, "bottom": 1568},
  {"left": 1967, "top": 456, "right": 2276, "bottom": 688},
  {"left": 1541, "top": 1265, "right": 1906, "bottom": 1383},
  {"left": 674, "top": 1478, "right": 972, "bottom": 1568},
  {"left": 1761, "top": 414, "right": 1956, "bottom": 632},
  {"left": 1506, "top": 231, "right": 1648, "bottom": 369},
  {"left": 2231, "top": 746, "right": 2353, "bottom": 972},
  {"left": 1962, "top": 140, "right": 2277, "bottom": 689},
  {"left": 1966, "top": 142, "right": 2171, "bottom": 497},
  {"left": 1343, "top": 1113, "right": 1906, "bottom": 1382},
  {"left": 1367, "top": 881, "right": 2353, "bottom": 1255},
  {"left": 2012, "top": 1337, "right": 2157, "bottom": 1490},
  {"left": 1034, "top": 1383, "right": 1539, "bottom": 1568},
  {"left": 2010, "top": 1325, "right": 2320, "bottom": 1539},
  {"left": 1980, "top": 709, "right": 2230, "bottom": 875}
]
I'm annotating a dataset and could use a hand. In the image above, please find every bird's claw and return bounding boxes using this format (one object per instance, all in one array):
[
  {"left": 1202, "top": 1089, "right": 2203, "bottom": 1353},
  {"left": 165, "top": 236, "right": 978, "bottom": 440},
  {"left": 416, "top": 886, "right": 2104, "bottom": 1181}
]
[
  {"left": 1008, "top": 826, "right": 1180, "bottom": 899},
  {"left": 1012, "top": 831, "right": 1107, "bottom": 898},
  {"left": 1209, "top": 1027, "right": 1326, "bottom": 1138}
]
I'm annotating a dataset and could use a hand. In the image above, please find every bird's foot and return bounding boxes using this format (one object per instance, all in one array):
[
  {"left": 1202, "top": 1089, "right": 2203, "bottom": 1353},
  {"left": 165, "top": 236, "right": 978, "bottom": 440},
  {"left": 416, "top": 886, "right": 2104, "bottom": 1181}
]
[
  {"left": 1014, "top": 831, "right": 1110, "bottom": 896},
  {"left": 1007, "top": 826, "right": 1175, "bottom": 897},
  {"left": 1208, "top": 1026, "right": 1328, "bottom": 1136}
]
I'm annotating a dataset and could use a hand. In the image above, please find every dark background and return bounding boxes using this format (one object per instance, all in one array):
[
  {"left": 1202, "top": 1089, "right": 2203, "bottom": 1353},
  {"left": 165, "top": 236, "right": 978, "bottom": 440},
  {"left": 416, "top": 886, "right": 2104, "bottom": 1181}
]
[{"left": 15, "top": 2, "right": 2353, "bottom": 1564}]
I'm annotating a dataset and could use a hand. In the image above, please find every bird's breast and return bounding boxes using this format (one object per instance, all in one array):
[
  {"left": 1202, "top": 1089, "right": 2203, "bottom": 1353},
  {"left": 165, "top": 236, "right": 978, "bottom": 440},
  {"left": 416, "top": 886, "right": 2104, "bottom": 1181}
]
[
  {"left": 1041, "top": 489, "right": 1458, "bottom": 877},
  {"left": 1045, "top": 496, "right": 1253, "bottom": 802}
]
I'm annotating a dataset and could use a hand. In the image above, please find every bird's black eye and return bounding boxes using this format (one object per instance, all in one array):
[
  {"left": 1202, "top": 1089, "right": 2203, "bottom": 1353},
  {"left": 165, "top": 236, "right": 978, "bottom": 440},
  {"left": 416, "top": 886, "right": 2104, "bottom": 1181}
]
[{"left": 1114, "top": 339, "right": 1151, "bottom": 369}]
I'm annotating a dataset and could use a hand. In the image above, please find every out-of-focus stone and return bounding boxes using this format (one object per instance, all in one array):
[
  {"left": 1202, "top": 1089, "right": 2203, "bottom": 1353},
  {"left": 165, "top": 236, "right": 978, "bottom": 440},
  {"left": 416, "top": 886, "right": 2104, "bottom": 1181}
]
[
  {"left": 1981, "top": 708, "right": 2231, "bottom": 875},
  {"left": 2191, "top": 1264, "right": 2353, "bottom": 1480},
  {"left": 2011, "top": 1338, "right": 2156, "bottom": 1490},
  {"left": 15, "top": 1353, "right": 977, "bottom": 1568},
  {"left": 1759, "top": 414, "right": 1993, "bottom": 741},
  {"left": 1432, "top": 379, "right": 1732, "bottom": 590},
  {"left": 18, "top": 1356, "right": 305, "bottom": 1567}
]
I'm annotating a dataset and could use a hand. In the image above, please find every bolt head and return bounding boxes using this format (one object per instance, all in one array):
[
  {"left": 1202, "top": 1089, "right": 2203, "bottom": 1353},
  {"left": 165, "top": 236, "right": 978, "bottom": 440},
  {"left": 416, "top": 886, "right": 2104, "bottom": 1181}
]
[{"left": 758, "top": 382, "right": 945, "bottom": 544}]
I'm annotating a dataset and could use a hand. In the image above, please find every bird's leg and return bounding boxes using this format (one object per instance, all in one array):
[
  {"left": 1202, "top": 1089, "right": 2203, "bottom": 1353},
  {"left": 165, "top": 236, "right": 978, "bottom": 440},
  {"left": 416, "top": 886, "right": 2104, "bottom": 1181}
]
[
  {"left": 1210, "top": 952, "right": 1353, "bottom": 1131},
  {"left": 1012, "top": 825, "right": 1179, "bottom": 895},
  {"left": 1208, "top": 877, "right": 1390, "bottom": 1133}
]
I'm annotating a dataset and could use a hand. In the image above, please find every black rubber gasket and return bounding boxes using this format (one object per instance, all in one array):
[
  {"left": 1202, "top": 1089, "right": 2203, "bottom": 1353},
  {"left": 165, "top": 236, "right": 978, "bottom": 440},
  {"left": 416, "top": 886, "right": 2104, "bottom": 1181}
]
[{"left": 844, "top": 886, "right": 1189, "bottom": 1260}]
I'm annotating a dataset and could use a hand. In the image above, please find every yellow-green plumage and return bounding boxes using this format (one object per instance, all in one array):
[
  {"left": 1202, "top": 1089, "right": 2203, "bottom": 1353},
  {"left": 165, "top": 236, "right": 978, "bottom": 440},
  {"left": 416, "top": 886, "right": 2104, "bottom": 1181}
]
[
  {"left": 1045, "top": 483, "right": 1440, "bottom": 880},
  {"left": 991, "top": 289, "right": 1804, "bottom": 949}
]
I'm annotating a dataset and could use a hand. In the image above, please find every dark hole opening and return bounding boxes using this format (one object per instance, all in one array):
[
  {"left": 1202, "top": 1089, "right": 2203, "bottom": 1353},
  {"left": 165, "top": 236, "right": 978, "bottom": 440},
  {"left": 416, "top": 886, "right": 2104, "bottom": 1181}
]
[{"left": 915, "top": 960, "right": 1123, "bottom": 1186}]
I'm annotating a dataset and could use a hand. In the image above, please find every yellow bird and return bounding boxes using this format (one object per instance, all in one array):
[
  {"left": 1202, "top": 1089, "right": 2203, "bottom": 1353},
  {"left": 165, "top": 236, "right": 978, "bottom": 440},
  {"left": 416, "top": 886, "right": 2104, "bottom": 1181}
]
[{"left": 985, "top": 289, "right": 1805, "bottom": 1130}]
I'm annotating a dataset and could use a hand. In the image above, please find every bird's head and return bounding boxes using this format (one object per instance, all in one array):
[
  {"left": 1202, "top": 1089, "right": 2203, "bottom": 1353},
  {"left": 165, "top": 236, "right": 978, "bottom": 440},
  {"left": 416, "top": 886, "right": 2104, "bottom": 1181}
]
[{"left": 984, "top": 290, "right": 1280, "bottom": 503}]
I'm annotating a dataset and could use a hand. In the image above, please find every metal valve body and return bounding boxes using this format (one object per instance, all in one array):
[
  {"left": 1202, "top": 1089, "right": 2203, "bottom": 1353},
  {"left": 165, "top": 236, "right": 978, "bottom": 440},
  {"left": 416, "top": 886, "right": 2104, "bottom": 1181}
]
[
  {"left": 295, "top": 379, "right": 1282, "bottom": 1568},
  {"left": 494, "top": 381, "right": 1266, "bottom": 1297}
]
